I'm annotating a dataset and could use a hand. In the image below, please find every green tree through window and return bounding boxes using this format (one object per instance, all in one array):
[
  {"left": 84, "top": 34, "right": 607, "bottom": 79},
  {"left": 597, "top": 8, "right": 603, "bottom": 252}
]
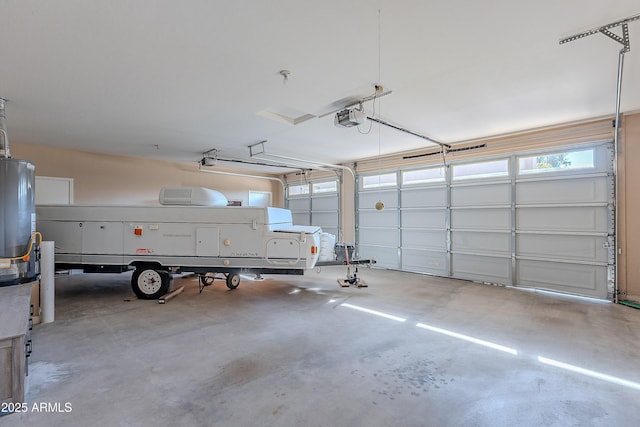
[{"left": 536, "top": 153, "right": 572, "bottom": 170}]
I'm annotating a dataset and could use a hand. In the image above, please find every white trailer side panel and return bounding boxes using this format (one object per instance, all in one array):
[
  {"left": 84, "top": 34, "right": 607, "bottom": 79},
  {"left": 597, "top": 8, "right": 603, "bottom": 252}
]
[{"left": 36, "top": 205, "right": 320, "bottom": 271}]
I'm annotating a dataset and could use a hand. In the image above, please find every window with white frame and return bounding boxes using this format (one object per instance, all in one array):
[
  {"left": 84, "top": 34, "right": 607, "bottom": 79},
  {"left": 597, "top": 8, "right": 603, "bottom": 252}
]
[
  {"left": 518, "top": 148, "right": 595, "bottom": 175},
  {"left": 452, "top": 159, "right": 509, "bottom": 180},
  {"left": 362, "top": 173, "right": 397, "bottom": 189},
  {"left": 286, "top": 179, "right": 339, "bottom": 236},
  {"left": 312, "top": 180, "right": 338, "bottom": 194},
  {"left": 288, "top": 183, "right": 310, "bottom": 196},
  {"left": 402, "top": 167, "right": 445, "bottom": 186}
]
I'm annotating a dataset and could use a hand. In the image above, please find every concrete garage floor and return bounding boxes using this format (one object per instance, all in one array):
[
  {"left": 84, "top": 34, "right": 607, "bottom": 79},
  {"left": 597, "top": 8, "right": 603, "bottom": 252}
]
[{"left": 2, "top": 267, "right": 640, "bottom": 427}]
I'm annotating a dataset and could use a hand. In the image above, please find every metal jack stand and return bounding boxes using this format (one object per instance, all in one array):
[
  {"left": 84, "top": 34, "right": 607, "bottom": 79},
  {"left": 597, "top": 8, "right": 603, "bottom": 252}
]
[
  {"left": 335, "top": 244, "right": 373, "bottom": 288},
  {"left": 338, "top": 263, "right": 367, "bottom": 288},
  {"left": 315, "top": 243, "right": 376, "bottom": 287}
]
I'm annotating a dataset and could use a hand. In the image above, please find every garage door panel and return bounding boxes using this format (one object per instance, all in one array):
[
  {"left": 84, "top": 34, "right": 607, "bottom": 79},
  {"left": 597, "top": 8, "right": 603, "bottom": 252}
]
[
  {"left": 401, "top": 209, "right": 446, "bottom": 228},
  {"left": 451, "top": 208, "right": 511, "bottom": 230},
  {"left": 359, "top": 210, "right": 398, "bottom": 227},
  {"left": 452, "top": 231, "right": 510, "bottom": 255},
  {"left": 517, "top": 206, "right": 608, "bottom": 233},
  {"left": 359, "top": 228, "right": 398, "bottom": 246},
  {"left": 358, "top": 245, "right": 399, "bottom": 269},
  {"left": 401, "top": 187, "right": 447, "bottom": 207},
  {"left": 288, "top": 198, "right": 310, "bottom": 211},
  {"left": 402, "top": 229, "right": 446, "bottom": 250},
  {"left": 517, "top": 259, "right": 607, "bottom": 298},
  {"left": 402, "top": 249, "right": 448, "bottom": 275},
  {"left": 292, "top": 213, "right": 310, "bottom": 226},
  {"left": 357, "top": 144, "right": 612, "bottom": 300},
  {"left": 288, "top": 184, "right": 338, "bottom": 240},
  {"left": 517, "top": 177, "right": 608, "bottom": 205},
  {"left": 452, "top": 254, "right": 511, "bottom": 284},
  {"left": 320, "top": 226, "right": 339, "bottom": 237},
  {"left": 451, "top": 183, "right": 511, "bottom": 206},
  {"left": 359, "top": 191, "right": 398, "bottom": 208},
  {"left": 311, "top": 212, "right": 338, "bottom": 228},
  {"left": 517, "top": 234, "right": 608, "bottom": 263},
  {"left": 312, "top": 196, "right": 338, "bottom": 211}
]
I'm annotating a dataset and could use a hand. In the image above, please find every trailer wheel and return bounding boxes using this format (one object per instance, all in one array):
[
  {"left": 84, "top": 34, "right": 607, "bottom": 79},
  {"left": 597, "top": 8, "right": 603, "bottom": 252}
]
[
  {"left": 226, "top": 272, "right": 240, "bottom": 290},
  {"left": 132, "top": 268, "right": 171, "bottom": 299}
]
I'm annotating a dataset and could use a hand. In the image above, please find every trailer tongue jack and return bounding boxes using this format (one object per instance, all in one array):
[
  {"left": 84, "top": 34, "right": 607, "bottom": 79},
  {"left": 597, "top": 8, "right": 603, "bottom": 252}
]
[
  {"left": 334, "top": 244, "right": 372, "bottom": 288},
  {"left": 338, "top": 263, "right": 368, "bottom": 288}
]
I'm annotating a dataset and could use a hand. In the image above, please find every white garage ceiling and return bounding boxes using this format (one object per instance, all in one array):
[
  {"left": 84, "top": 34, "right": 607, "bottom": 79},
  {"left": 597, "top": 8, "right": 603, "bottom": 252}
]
[{"left": 1, "top": 1, "right": 638, "bottom": 173}]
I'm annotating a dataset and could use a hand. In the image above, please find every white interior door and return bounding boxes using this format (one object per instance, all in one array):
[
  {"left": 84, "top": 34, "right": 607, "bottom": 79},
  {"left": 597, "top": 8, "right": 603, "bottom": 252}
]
[{"left": 36, "top": 176, "right": 74, "bottom": 204}]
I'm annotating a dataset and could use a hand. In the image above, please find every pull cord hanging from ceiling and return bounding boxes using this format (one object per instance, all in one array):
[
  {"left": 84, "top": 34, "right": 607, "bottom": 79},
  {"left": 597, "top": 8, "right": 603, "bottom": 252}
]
[{"left": 374, "top": 9, "right": 385, "bottom": 211}]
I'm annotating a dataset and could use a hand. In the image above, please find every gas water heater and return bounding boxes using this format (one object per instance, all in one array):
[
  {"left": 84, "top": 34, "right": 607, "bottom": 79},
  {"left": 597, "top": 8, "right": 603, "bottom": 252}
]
[{"left": 0, "top": 98, "right": 39, "bottom": 286}]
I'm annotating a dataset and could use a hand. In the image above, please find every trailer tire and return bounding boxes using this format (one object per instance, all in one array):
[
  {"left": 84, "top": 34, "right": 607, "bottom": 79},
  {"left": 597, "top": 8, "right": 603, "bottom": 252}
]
[
  {"left": 132, "top": 268, "right": 171, "bottom": 299},
  {"left": 226, "top": 272, "right": 240, "bottom": 290}
]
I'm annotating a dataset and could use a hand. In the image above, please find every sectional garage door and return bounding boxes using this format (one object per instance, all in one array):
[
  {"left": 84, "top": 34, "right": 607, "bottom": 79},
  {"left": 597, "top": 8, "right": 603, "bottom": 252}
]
[
  {"left": 357, "top": 183, "right": 400, "bottom": 269},
  {"left": 401, "top": 181, "right": 448, "bottom": 275},
  {"left": 286, "top": 179, "right": 340, "bottom": 237},
  {"left": 514, "top": 145, "right": 613, "bottom": 298},
  {"left": 357, "top": 142, "right": 614, "bottom": 299},
  {"left": 450, "top": 158, "right": 513, "bottom": 286}
]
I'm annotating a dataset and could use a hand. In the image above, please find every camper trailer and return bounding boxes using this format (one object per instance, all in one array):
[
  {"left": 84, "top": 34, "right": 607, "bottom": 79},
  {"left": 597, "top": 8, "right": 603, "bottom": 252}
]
[{"left": 36, "top": 204, "right": 321, "bottom": 299}]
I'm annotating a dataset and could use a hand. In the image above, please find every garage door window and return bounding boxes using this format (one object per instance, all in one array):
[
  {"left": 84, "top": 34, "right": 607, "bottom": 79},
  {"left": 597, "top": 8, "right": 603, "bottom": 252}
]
[
  {"left": 452, "top": 159, "right": 509, "bottom": 181},
  {"left": 312, "top": 180, "right": 338, "bottom": 194},
  {"left": 288, "top": 183, "right": 310, "bottom": 196},
  {"left": 402, "top": 167, "right": 445, "bottom": 186},
  {"left": 518, "top": 148, "right": 595, "bottom": 175},
  {"left": 362, "top": 173, "right": 398, "bottom": 189},
  {"left": 287, "top": 179, "right": 340, "bottom": 237}
]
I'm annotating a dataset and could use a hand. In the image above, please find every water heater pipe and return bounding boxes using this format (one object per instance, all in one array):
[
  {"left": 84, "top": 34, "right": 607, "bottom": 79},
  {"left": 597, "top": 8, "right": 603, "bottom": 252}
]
[
  {"left": 0, "top": 98, "right": 10, "bottom": 158},
  {"left": 41, "top": 241, "right": 56, "bottom": 324}
]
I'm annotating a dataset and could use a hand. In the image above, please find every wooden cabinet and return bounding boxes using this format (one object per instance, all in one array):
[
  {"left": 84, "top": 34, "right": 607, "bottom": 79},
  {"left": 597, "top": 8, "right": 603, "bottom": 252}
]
[{"left": 0, "top": 284, "right": 32, "bottom": 414}]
